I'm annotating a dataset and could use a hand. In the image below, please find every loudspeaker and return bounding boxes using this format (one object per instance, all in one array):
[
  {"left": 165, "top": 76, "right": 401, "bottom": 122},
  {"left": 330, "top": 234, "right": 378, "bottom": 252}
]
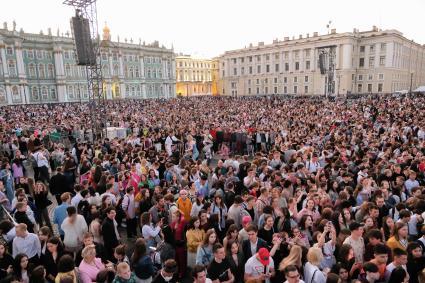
[
  {"left": 71, "top": 15, "right": 96, "bottom": 66},
  {"left": 319, "top": 53, "right": 326, "bottom": 75}
]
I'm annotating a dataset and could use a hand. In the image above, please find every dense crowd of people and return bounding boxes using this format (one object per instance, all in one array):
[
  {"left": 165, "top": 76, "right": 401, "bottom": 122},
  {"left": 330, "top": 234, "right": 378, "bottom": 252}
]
[{"left": 0, "top": 95, "right": 424, "bottom": 283}]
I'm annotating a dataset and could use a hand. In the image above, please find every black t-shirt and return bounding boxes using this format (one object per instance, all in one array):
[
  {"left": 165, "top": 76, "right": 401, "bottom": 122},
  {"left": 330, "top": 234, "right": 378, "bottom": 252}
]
[{"left": 207, "top": 258, "right": 231, "bottom": 282}]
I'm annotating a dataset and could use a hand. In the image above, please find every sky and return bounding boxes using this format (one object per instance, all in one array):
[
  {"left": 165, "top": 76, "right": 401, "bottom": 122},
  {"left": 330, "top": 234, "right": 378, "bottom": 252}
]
[{"left": 2, "top": 0, "right": 424, "bottom": 58}]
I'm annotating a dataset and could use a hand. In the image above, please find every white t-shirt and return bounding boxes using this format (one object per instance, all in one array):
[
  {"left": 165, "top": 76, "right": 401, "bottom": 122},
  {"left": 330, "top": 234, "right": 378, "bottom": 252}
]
[{"left": 245, "top": 255, "right": 275, "bottom": 283}]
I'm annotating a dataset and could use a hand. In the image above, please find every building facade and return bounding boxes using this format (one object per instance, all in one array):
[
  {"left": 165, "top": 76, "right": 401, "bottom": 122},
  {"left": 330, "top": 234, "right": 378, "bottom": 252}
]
[
  {"left": 218, "top": 27, "right": 425, "bottom": 96},
  {"left": 0, "top": 22, "right": 176, "bottom": 105},
  {"left": 176, "top": 55, "right": 219, "bottom": 96}
]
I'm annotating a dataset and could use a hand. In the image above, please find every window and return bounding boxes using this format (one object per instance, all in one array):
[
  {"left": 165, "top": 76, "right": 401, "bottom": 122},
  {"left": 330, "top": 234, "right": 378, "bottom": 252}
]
[
  {"left": 265, "top": 87, "right": 268, "bottom": 94},
  {"left": 113, "top": 65, "right": 119, "bottom": 76},
  {"left": 249, "top": 66, "right": 252, "bottom": 74},
  {"left": 274, "top": 77, "right": 278, "bottom": 83},
  {"left": 8, "top": 60, "right": 16, "bottom": 77},
  {"left": 266, "top": 65, "right": 270, "bottom": 73},
  {"left": 274, "top": 86, "right": 278, "bottom": 94},
  {"left": 360, "top": 46, "right": 365, "bottom": 53},
  {"left": 248, "top": 88, "right": 251, "bottom": 94},
  {"left": 48, "top": 64, "right": 54, "bottom": 78},
  {"left": 248, "top": 56, "right": 252, "bottom": 62},
  {"left": 28, "top": 63, "right": 36, "bottom": 77},
  {"left": 305, "top": 76, "right": 309, "bottom": 83},
  {"left": 50, "top": 87, "right": 57, "bottom": 100},
  {"left": 257, "top": 65, "right": 261, "bottom": 74},
  {"left": 367, "top": 84, "right": 372, "bottom": 92},
  {"left": 380, "top": 43, "right": 386, "bottom": 52},
  {"left": 304, "top": 86, "right": 308, "bottom": 93},
  {"left": 256, "top": 55, "right": 261, "bottom": 62},
  {"left": 41, "top": 87, "right": 49, "bottom": 100},
  {"left": 284, "top": 86, "right": 287, "bottom": 94},
  {"left": 101, "top": 53, "right": 107, "bottom": 60},
  {"left": 265, "top": 78, "right": 268, "bottom": 84},
  {"left": 285, "top": 63, "right": 289, "bottom": 71},
  {"left": 359, "top": 58, "right": 365, "bottom": 67},
  {"left": 379, "top": 56, "right": 385, "bottom": 66},
  {"left": 67, "top": 86, "right": 74, "bottom": 99},
  {"left": 241, "top": 67, "right": 244, "bottom": 75},
  {"left": 275, "top": 64, "right": 279, "bottom": 72},
  {"left": 248, "top": 79, "right": 251, "bottom": 85},
  {"left": 256, "top": 79, "right": 260, "bottom": 84},
  {"left": 232, "top": 58, "right": 237, "bottom": 64},
  {"left": 378, "top": 73, "right": 384, "bottom": 80},
  {"left": 233, "top": 68, "right": 237, "bottom": 76},
  {"left": 27, "top": 49, "right": 34, "bottom": 59},
  {"left": 45, "top": 51, "right": 52, "bottom": 60},
  {"left": 369, "top": 57, "right": 374, "bottom": 67},
  {"left": 265, "top": 54, "right": 270, "bottom": 61},
  {"left": 357, "top": 84, "right": 362, "bottom": 93},
  {"left": 294, "top": 77, "right": 297, "bottom": 83},
  {"left": 65, "top": 64, "right": 72, "bottom": 77},
  {"left": 256, "top": 87, "right": 259, "bottom": 94},
  {"left": 378, "top": 83, "right": 383, "bottom": 92},
  {"left": 294, "top": 86, "right": 298, "bottom": 94},
  {"left": 64, "top": 51, "right": 69, "bottom": 59},
  {"left": 367, "top": 74, "right": 373, "bottom": 81},
  {"left": 358, "top": 75, "right": 363, "bottom": 81},
  {"left": 135, "top": 67, "right": 140, "bottom": 78},
  {"left": 113, "top": 53, "right": 118, "bottom": 61},
  {"left": 31, "top": 87, "right": 39, "bottom": 100},
  {"left": 294, "top": 51, "right": 299, "bottom": 58},
  {"left": 284, "top": 77, "right": 287, "bottom": 83},
  {"left": 369, "top": 45, "right": 375, "bottom": 52},
  {"left": 0, "top": 88, "right": 6, "bottom": 103},
  {"left": 284, "top": 52, "right": 289, "bottom": 59},
  {"left": 38, "top": 64, "right": 45, "bottom": 78},
  {"left": 295, "top": 62, "right": 299, "bottom": 71},
  {"left": 12, "top": 86, "right": 20, "bottom": 102},
  {"left": 275, "top": 53, "right": 279, "bottom": 60},
  {"left": 306, "top": 61, "right": 310, "bottom": 70},
  {"left": 240, "top": 57, "right": 244, "bottom": 63},
  {"left": 352, "top": 74, "right": 355, "bottom": 81},
  {"left": 6, "top": 47, "right": 13, "bottom": 55}
]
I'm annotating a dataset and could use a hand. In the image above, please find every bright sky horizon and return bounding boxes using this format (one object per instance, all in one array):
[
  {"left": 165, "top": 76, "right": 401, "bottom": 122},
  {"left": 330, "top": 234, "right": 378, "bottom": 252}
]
[{"left": 2, "top": 0, "right": 424, "bottom": 58}]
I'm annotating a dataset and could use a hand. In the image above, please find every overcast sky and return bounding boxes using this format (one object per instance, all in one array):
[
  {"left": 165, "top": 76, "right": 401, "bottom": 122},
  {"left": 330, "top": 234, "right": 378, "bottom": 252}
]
[{"left": 2, "top": 0, "right": 424, "bottom": 58}]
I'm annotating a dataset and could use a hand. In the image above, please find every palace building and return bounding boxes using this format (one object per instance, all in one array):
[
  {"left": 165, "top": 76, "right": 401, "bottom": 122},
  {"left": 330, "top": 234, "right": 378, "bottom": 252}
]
[{"left": 0, "top": 21, "right": 176, "bottom": 105}]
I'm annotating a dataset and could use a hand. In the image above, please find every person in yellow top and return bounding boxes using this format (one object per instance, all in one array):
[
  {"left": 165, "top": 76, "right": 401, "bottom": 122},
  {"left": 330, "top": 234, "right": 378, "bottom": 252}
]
[
  {"left": 176, "top": 189, "right": 192, "bottom": 222},
  {"left": 386, "top": 222, "right": 409, "bottom": 252},
  {"left": 186, "top": 216, "right": 206, "bottom": 268}
]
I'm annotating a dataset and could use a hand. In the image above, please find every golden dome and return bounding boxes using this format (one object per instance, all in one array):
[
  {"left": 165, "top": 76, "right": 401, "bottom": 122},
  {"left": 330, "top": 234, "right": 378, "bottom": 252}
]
[{"left": 102, "top": 22, "right": 111, "bottom": 41}]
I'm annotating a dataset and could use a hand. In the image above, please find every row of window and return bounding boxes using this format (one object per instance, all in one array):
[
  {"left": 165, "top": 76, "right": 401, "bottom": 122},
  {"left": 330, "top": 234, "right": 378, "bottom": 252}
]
[
  {"left": 231, "top": 61, "right": 311, "bottom": 76},
  {"left": 353, "top": 74, "right": 385, "bottom": 81},
  {"left": 230, "top": 50, "right": 312, "bottom": 65},
  {"left": 242, "top": 85, "right": 311, "bottom": 95},
  {"left": 359, "top": 43, "right": 386, "bottom": 53},
  {"left": 178, "top": 61, "right": 212, "bottom": 69},
  {"left": 24, "top": 49, "right": 53, "bottom": 60},
  {"left": 67, "top": 85, "right": 88, "bottom": 100},
  {"left": 245, "top": 76, "right": 311, "bottom": 85},
  {"left": 359, "top": 56, "right": 386, "bottom": 67},
  {"left": 27, "top": 63, "right": 55, "bottom": 79},
  {"left": 356, "top": 83, "right": 384, "bottom": 93},
  {"left": 0, "top": 86, "right": 24, "bottom": 103}
]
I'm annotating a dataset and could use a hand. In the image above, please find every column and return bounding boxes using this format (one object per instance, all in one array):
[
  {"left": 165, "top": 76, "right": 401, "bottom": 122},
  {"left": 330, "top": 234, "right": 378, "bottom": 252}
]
[
  {"left": 120, "top": 83, "right": 125, "bottom": 98},
  {"left": 53, "top": 47, "right": 65, "bottom": 77},
  {"left": 58, "top": 85, "right": 66, "bottom": 102},
  {"left": 118, "top": 53, "right": 124, "bottom": 78},
  {"left": 162, "top": 59, "right": 167, "bottom": 79},
  {"left": 109, "top": 56, "right": 114, "bottom": 77},
  {"left": 139, "top": 55, "right": 145, "bottom": 79},
  {"left": 0, "top": 47, "right": 9, "bottom": 77},
  {"left": 5, "top": 85, "right": 12, "bottom": 105},
  {"left": 15, "top": 45, "right": 26, "bottom": 79}
]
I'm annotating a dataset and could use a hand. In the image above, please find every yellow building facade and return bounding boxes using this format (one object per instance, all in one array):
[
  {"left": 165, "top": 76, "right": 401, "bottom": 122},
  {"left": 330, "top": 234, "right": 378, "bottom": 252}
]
[{"left": 176, "top": 55, "right": 219, "bottom": 96}]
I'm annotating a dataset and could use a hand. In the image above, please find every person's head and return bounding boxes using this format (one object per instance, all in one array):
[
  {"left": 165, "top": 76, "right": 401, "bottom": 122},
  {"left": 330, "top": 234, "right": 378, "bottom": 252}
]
[
  {"left": 116, "top": 262, "right": 132, "bottom": 280},
  {"left": 13, "top": 253, "right": 29, "bottom": 273},
  {"left": 15, "top": 223, "right": 28, "bottom": 238},
  {"left": 349, "top": 222, "right": 364, "bottom": 238},
  {"left": 257, "top": 247, "right": 270, "bottom": 267},
  {"left": 31, "top": 265, "right": 46, "bottom": 283},
  {"left": 407, "top": 242, "right": 423, "bottom": 259},
  {"left": 132, "top": 238, "right": 147, "bottom": 263},
  {"left": 188, "top": 216, "right": 200, "bottom": 230},
  {"left": 47, "top": 236, "right": 63, "bottom": 254},
  {"left": 38, "top": 226, "right": 52, "bottom": 242},
  {"left": 388, "top": 266, "right": 408, "bottom": 283},
  {"left": 246, "top": 224, "right": 258, "bottom": 242},
  {"left": 140, "top": 212, "right": 152, "bottom": 226},
  {"left": 161, "top": 259, "right": 178, "bottom": 280},
  {"left": 105, "top": 207, "right": 116, "bottom": 220},
  {"left": 0, "top": 242, "right": 8, "bottom": 256},
  {"left": 284, "top": 265, "right": 301, "bottom": 283},
  {"left": 213, "top": 243, "right": 225, "bottom": 261},
  {"left": 363, "top": 262, "right": 380, "bottom": 281},
  {"left": 203, "top": 229, "right": 217, "bottom": 246},
  {"left": 81, "top": 245, "right": 96, "bottom": 263},
  {"left": 299, "top": 215, "right": 313, "bottom": 230},
  {"left": 192, "top": 265, "right": 208, "bottom": 283},
  {"left": 264, "top": 215, "right": 274, "bottom": 228},
  {"left": 367, "top": 229, "right": 383, "bottom": 246},
  {"left": 392, "top": 248, "right": 408, "bottom": 266},
  {"left": 179, "top": 189, "right": 188, "bottom": 200},
  {"left": 339, "top": 244, "right": 354, "bottom": 262},
  {"left": 242, "top": 215, "right": 252, "bottom": 228},
  {"left": 61, "top": 192, "right": 71, "bottom": 204},
  {"left": 330, "top": 263, "right": 349, "bottom": 281},
  {"left": 226, "top": 224, "right": 239, "bottom": 239},
  {"left": 66, "top": 206, "right": 77, "bottom": 222},
  {"left": 325, "top": 273, "right": 341, "bottom": 283},
  {"left": 307, "top": 247, "right": 323, "bottom": 266},
  {"left": 393, "top": 222, "right": 408, "bottom": 240},
  {"left": 15, "top": 201, "right": 27, "bottom": 212},
  {"left": 58, "top": 254, "right": 75, "bottom": 273},
  {"left": 373, "top": 244, "right": 389, "bottom": 265}
]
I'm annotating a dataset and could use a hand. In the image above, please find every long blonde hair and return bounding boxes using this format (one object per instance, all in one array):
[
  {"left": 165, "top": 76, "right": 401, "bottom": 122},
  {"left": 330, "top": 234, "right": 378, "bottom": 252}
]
[{"left": 279, "top": 244, "right": 302, "bottom": 271}]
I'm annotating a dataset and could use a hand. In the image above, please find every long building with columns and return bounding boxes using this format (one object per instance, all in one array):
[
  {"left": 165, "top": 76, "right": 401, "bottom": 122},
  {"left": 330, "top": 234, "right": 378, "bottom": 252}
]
[
  {"left": 0, "top": 22, "right": 176, "bottom": 105},
  {"left": 218, "top": 27, "right": 425, "bottom": 96}
]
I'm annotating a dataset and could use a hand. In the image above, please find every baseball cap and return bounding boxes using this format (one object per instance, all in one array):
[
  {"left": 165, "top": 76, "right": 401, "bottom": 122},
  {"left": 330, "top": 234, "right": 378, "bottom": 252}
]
[
  {"left": 258, "top": 248, "right": 270, "bottom": 266},
  {"left": 242, "top": 216, "right": 252, "bottom": 225}
]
